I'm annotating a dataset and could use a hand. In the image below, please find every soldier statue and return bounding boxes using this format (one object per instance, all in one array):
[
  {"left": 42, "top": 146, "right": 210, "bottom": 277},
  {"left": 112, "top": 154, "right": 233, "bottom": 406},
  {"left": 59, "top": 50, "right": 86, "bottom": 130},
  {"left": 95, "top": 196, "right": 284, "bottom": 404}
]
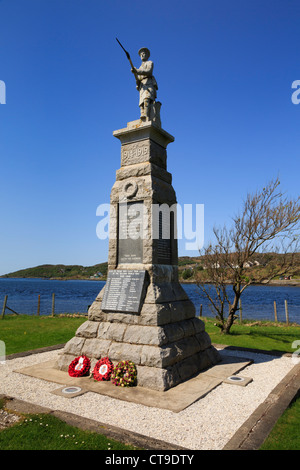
[
  {"left": 116, "top": 39, "right": 161, "bottom": 125},
  {"left": 131, "top": 47, "right": 158, "bottom": 121}
]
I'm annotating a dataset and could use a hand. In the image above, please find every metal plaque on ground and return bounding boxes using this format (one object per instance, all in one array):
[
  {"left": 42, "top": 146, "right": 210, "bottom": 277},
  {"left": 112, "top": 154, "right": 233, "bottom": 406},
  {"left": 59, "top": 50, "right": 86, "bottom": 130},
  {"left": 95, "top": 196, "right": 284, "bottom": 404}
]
[{"left": 101, "top": 269, "right": 146, "bottom": 314}]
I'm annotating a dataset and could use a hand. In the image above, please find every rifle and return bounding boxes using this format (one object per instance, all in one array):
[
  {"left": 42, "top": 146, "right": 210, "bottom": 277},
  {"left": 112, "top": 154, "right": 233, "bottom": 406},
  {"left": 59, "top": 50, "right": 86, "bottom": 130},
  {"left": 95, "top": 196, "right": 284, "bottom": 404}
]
[{"left": 116, "top": 38, "right": 140, "bottom": 90}]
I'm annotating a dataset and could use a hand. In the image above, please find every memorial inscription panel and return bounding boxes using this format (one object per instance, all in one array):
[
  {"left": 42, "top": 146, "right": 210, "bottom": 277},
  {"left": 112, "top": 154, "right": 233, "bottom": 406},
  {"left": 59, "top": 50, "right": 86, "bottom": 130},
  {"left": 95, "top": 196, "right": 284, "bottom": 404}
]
[
  {"left": 121, "top": 140, "right": 167, "bottom": 168},
  {"left": 101, "top": 269, "right": 146, "bottom": 313},
  {"left": 156, "top": 211, "right": 172, "bottom": 264},
  {"left": 121, "top": 142, "right": 149, "bottom": 166},
  {"left": 118, "top": 201, "right": 144, "bottom": 264}
]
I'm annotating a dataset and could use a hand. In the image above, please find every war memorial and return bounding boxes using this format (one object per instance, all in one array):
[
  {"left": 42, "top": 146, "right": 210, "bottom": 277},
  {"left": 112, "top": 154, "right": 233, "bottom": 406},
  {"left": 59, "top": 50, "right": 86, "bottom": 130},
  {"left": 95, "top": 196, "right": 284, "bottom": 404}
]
[
  {"left": 8, "top": 43, "right": 298, "bottom": 451},
  {"left": 56, "top": 44, "right": 221, "bottom": 391},
  {"left": 16, "top": 45, "right": 255, "bottom": 415}
]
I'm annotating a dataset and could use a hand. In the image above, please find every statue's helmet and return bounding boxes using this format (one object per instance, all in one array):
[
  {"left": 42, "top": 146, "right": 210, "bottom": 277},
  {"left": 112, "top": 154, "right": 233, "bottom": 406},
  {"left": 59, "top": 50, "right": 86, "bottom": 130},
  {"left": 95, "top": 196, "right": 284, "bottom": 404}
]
[{"left": 138, "top": 47, "right": 150, "bottom": 59}]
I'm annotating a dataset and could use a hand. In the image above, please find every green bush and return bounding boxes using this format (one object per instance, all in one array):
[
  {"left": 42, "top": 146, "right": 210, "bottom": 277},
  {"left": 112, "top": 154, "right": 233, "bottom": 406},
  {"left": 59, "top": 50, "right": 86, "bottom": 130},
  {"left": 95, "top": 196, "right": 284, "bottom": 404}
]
[{"left": 182, "top": 268, "right": 193, "bottom": 279}]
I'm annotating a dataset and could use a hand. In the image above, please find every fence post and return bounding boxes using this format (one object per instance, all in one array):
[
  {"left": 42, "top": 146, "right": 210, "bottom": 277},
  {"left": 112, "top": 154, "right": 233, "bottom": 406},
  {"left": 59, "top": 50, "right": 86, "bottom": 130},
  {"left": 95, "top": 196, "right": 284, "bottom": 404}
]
[
  {"left": 37, "top": 295, "right": 40, "bottom": 316},
  {"left": 1, "top": 296, "right": 8, "bottom": 320},
  {"left": 52, "top": 293, "right": 55, "bottom": 317},
  {"left": 285, "top": 300, "right": 289, "bottom": 326},
  {"left": 273, "top": 301, "right": 278, "bottom": 322},
  {"left": 199, "top": 304, "right": 202, "bottom": 317}
]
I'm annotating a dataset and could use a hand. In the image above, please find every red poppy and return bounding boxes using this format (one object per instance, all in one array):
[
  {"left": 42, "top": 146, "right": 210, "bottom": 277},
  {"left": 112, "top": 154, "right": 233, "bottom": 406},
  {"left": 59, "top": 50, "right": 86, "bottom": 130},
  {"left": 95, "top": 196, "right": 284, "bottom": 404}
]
[
  {"left": 68, "top": 355, "right": 90, "bottom": 378},
  {"left": 93, "top": 357, "right": 113, "bottom": 381}
]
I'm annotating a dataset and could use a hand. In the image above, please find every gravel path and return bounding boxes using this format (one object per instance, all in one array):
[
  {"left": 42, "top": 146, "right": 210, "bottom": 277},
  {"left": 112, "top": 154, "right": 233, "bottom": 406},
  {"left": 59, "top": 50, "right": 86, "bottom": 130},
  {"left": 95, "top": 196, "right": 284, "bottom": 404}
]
[{"left": 0, "top": 348, "right": 294, "bottom": 450}]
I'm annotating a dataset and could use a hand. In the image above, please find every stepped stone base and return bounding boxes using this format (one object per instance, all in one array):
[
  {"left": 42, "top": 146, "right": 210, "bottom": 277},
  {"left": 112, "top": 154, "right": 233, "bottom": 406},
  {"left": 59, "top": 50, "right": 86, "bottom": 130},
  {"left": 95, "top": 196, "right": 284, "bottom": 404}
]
[
  {"left": 56, "top": 120, "right": 221, "bottom": 391},
  {"left": 57, "top": 281, "right": 221, "bottom": 391}
]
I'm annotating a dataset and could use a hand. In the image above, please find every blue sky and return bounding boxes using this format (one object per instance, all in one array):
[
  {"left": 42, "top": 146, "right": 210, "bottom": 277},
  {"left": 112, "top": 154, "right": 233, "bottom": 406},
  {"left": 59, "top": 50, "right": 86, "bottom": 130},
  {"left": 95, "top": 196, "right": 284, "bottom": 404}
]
[{"left": 0, "top": 0, "right": 299, "bottom": 275}]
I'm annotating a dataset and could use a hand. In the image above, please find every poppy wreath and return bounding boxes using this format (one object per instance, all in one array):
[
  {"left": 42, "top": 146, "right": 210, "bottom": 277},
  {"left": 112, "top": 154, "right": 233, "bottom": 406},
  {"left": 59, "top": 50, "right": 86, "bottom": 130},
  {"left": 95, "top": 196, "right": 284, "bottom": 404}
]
[
  {"left": 93, "top": 357, "right": 113, "bottom": 381},
  {"left": 111, "top": 360, "right": 137, "bottom": 387},
  {"left": 68, "top": 355, "right": 90, "bottom": 378}
]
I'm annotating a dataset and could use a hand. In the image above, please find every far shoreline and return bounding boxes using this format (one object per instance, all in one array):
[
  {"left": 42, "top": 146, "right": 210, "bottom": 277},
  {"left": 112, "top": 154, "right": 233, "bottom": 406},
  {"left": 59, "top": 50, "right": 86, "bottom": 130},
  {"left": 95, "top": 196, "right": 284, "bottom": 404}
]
[{"left": 1, "top": 276, "right": 300, "bottom": 287}]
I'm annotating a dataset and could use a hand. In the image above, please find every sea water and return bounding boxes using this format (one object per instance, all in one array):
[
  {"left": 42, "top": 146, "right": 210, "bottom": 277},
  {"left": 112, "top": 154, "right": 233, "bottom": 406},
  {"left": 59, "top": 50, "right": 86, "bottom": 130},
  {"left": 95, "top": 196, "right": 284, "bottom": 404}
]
[{"left": 0, "top": 278, "right": 299, "bottom": 324}]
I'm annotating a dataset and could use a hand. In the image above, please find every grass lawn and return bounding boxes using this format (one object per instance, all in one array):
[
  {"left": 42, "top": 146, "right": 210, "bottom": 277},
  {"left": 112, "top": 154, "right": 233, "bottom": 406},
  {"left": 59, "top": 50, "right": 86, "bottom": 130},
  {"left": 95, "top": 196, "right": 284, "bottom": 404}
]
[
  {"left": 1, "top": 314, "right": 300, "bottom": 356},
  {"left": 0, "top": 408, "right": 138, "bottom": 450},
  {"left": 202, "top": 317, "right": 300, "bottom": 353},
  {"left": 260, "top": 396, "right": 300, "bottom": 450},
  {"left": 0, "top": 314, "right": 86, "bottom": 355}
]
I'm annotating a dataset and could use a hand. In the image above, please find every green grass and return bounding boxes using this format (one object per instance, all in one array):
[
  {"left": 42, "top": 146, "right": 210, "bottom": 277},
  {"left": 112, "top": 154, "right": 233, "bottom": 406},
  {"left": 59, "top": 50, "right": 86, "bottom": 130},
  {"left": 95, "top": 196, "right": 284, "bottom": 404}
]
[
  {"left": 0, "top": 411, "right": 137, "bottom": 450},
  {"left": 202, "top": 317, "right": 300, "bottom": 353},
  {"left": 260, "top": 397, "right": 300, "bottom": 450},
  {"left": 1, "top": 314, "right": 299, "bottom": 356},
  {"left": 0, "top": 314, "right": 87, "bottom": 355}
]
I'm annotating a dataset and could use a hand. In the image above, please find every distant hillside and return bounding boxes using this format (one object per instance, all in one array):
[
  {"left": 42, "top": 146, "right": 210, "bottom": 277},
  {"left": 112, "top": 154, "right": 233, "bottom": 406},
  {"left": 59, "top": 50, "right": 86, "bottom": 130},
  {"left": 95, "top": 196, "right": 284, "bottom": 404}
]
[
  {"left": 1, "top": 253, "right": 299, "bottom": 283},
  {"left": 177, "top": 252, "right": 300, "bottom": 283},
  {"left": 0, "top": 263, "right": 108, "bottom": 280}
]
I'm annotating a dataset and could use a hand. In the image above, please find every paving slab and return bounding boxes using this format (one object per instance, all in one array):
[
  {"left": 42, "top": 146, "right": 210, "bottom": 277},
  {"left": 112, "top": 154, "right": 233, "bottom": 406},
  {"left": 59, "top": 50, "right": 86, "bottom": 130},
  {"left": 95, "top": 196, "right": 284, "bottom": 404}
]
[{"left": 14, "top": 351, "right": 252, "bottom": 413}]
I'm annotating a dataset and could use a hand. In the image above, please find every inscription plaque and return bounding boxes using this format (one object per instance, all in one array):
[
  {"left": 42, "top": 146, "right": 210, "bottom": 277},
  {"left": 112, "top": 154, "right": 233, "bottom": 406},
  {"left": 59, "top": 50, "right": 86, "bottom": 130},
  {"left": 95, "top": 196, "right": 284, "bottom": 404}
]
[
  {"left": 118, "top": 201, "right": 143, "bottom": 264},
  {"left": 157, "top": 211, "right": 172, "bottom": 264},
  {"left": 101, "top": 269, "right": 146, "bottom": 313},
  {"left": 121, "top": 141, "right": 149, "bottom": 166},
  {"left": 121, "top": 140, "right": 167, "bottom": 169}
]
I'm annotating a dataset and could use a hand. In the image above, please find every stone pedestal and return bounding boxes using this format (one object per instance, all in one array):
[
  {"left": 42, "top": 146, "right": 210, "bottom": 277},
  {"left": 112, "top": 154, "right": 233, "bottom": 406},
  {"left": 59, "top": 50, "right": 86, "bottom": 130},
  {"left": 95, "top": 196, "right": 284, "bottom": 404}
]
[{"left": 57, "top": 119, "right": 220, "bottom": 391}]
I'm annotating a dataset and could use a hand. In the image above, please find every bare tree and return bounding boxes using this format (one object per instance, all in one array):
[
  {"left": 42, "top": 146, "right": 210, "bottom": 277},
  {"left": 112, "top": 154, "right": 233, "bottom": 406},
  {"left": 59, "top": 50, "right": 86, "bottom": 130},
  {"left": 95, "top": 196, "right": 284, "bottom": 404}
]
[{"left": 196, "top": 178, "right": 300, "bottom": 334}]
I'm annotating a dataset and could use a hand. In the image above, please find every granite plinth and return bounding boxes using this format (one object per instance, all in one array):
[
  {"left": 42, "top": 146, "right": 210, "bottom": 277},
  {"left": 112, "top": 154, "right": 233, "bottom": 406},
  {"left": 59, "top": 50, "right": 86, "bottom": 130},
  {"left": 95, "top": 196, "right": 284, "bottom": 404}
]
[{"left": 56, "top": 120, "right": 220, "bottom": 391}]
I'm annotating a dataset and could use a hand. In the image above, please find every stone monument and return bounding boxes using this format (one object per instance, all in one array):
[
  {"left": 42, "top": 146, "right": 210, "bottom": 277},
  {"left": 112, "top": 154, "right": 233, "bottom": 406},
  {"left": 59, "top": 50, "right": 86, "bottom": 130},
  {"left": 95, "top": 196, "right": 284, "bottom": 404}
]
[{"left": 57, "top": 45, "right": 220, "bottom": 391}]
